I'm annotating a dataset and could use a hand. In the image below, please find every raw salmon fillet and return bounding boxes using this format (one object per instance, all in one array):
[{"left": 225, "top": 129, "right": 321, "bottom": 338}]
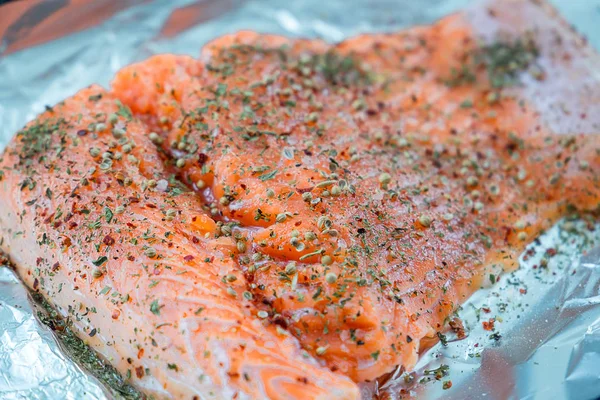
[{"left": 1, "top": 0, "right": 599, "bottom": 399}]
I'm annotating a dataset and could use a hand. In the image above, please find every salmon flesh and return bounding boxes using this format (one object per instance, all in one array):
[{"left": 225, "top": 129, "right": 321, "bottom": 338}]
[{"left": 1, "top": 0, "right": 599, "bottom": 398}]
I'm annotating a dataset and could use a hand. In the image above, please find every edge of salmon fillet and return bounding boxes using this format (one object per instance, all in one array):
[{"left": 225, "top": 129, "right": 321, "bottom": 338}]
[
  {"left": 112, "top": 0, "right": 600, "bottom": 382},
  {"left": 1, "top": 0, "right": 599, "bottom": 399},
  {"left": 0, "top": 86, "right": 361, "bottom": 400},
  {"left": 465, "top": 0, "right": 600, "bottom": 134}
]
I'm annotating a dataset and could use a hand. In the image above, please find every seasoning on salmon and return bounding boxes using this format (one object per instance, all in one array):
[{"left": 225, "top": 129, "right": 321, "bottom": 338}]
[{"left": 1, "top": 0, "right": 599, "bottom": 398}]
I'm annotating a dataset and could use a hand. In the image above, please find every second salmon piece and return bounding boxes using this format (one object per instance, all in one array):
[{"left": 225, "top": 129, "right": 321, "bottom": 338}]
[{"left": 112, "top": 0, "right": 600, "bottom": 384}]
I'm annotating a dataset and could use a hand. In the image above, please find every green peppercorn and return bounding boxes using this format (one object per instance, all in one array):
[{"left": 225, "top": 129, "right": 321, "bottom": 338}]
[
  {"left": 379, "top": 172, "right": 392, "bottom": 185},
  {"left": 304, "top": 231, "right": 317, "bottom": 241},
  {"left": 285, "top": 262, "right": 297, "bottom": 275},
  {"left": 112, "top": 127, "right": 126, "bottom": 139},
  {"left": 325, "top": 272, "right": 337, "bottom": 284},
  {"left": 145, "top": 247, "right": 157, "bottom": 258},
  {"left": 418, "top": 214, "right": 432, "bottom": 227},
  {"left": 108, "top": 113, "right": 118, "bottom": 125},
  {"left": 236, "top": 241, "right": 247, "bottom": 253},
  {"left": 321, "top": 255, "right": 333, "bottom": 265}
]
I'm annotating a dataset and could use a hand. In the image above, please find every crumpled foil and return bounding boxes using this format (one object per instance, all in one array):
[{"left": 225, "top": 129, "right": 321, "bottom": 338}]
[
  {"left": 1, "top": 1, "right": 599, "bottom": 399},
  {"left": 0, "top": 267, "right": 108, "bottom": 400},
  {"left": 377, "top": 220, "right": 600, "bottom": 400}
]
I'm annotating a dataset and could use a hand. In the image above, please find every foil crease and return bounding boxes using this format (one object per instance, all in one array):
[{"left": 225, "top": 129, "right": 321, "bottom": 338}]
[
  {"left": 373, "top": 220, "right": 600, "bottom": 400},
  {"left": 0, "top": 267, "right": 107, "bottom": 400},
  {"left": 0, "top": 1, "right": 599, "bottom": 399}
]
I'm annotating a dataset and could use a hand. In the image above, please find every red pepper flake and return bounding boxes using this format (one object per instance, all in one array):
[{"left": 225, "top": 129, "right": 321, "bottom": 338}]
[
  {"left": 51, "top": 262, "right": 61, "bottom": 272},
  {"left": 443, "top": 380, "right": 452, "bottom": 390},
  {"left": 61, "top": 237, "right": 72, "bottom": 248},
  {"left": 33, "top": 278, "right": 39, "bottom": 290},
  {"left": 112, "top": 310, "right": 120, "bottom": 320},
  {"left": 482, "top": 307, "right": 491, "bottom": 313},
  {"left": 198, "top": 153, "right": 208, "bottom": 166},
  {"left": 135, "top": 366, "right": 144, "bottom": 379},
  {"left": 482, "top": 318, "right": 495, "bottom": 331},
  {"left": 137, "top": 348, "right": 145, "bottom": 359},
  {"left": 449, "top": 317, "right": 466, "bottom": 340},
  {"left": 184, "top": 255, "right": 195, "bottom": 262},
  {"left": 519, "top": 288, "right": 527, "bottom": 294},
  {"left": 103, "top": 235, "right": 115, "bottom": 246},
  {"left": 192, "top": 236, "right": 200, "bottom": 244},
  {"left": 545, "top": 248, "right": 557, "bottom": 257}
]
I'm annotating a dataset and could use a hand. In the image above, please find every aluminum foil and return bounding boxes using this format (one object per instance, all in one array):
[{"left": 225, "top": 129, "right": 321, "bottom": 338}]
[
  {"left": 0, "top": 267, "right": 108, "bottom": 400},
  {"left": 377, "top": 220, "right": 600, "bottom": 400},
  {"left": 1, "top": 1, "right": 600, "bottom": 399}
]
